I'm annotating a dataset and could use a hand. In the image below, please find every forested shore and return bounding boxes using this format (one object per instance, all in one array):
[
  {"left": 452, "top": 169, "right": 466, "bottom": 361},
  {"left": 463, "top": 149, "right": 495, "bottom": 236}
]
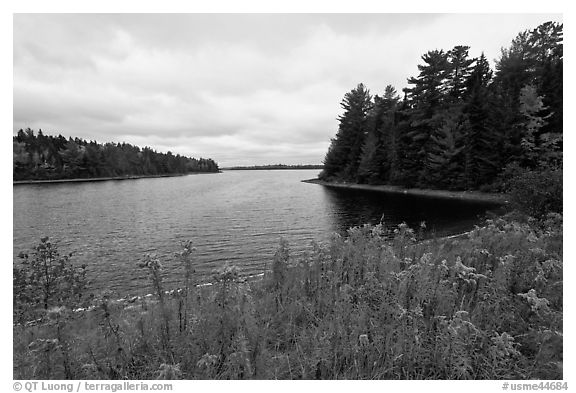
[
  {"left": 303, "top": 178, "right": 508, "bottom": 204},
  {"left": 319, "top": 22, "right": 562, "bottom": 196},
  {"left": 225, "top": 164, "right": 323, "bottom": 170},
  {"left": 13, "top": 129, "right": 219, "bottom": 181}
]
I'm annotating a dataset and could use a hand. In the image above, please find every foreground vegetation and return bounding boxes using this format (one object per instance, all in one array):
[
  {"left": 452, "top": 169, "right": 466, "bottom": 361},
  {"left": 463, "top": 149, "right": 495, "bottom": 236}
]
[{"left": 13, "top": 211, "right": 562, "bottom": 380}]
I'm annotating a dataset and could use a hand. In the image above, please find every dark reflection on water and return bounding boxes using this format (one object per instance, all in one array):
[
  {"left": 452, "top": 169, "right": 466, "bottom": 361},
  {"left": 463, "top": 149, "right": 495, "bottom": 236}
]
[
  {"left": 13, "top": 170, "right": 501, "bottom": 295},
  {"left": 321, "top": 187, "right": 501, "bottom": 237}
]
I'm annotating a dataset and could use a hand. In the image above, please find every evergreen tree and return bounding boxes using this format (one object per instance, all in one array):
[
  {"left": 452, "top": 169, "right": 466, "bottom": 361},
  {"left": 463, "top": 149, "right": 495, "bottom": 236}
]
[
  {"left": 357, "top": 85, "right": 400, "bottom": 183},
  {"left": 390, "top": 97, "right": 418, "bottom": 186},
  {"left": 446, "top": 45, "right": 475, "bottom": 101},
  {"left": 320, "top": 83, "right": 373, "bottom": 180},
  {"left": 356, "top": 127, "right": 379, "bottom": 183},
  {"left": 424, "top": 109, "right": 467, "bottom": 189},
  {"left": 375, "top": 85, "right": 401, "bottom": 182},
  {"left": 462, "top": 53, "right": 501, "bottom": 188},
  {"left": 403, "top": 50, "right": 450, "bottom": 186}
]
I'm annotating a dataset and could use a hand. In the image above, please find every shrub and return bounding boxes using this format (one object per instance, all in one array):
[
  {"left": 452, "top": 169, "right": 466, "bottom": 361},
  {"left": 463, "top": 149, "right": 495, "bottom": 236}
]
[
  {"left": 14, "top": 237, "right": 88, "bottom": 323},
  {"left": 509, "top": 168, "right": 562, "bottom": 218}
]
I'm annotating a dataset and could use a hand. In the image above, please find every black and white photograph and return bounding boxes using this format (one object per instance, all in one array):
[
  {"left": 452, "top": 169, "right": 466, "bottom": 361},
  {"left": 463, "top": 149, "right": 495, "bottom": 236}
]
[{"left": 9, "top": 8, "right": 565, "bottom": 386}]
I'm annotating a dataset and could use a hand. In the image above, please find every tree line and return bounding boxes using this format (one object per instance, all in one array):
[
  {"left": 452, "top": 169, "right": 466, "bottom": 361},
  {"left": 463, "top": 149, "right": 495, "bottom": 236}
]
[
  {"left": 226, "top": 164, "right": 324, "bottom": 170},
  {"left": 320, "top": 21, "right": 562, "bottom": 191},
  {"left": 13, "top": 129, "right": 219, "bottom": 181}
]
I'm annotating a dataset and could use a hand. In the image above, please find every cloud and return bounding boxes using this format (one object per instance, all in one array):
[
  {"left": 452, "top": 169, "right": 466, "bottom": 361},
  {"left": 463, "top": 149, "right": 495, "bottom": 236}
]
[{"left": 13, "top": 13, "right": 562, "bottom": 166}]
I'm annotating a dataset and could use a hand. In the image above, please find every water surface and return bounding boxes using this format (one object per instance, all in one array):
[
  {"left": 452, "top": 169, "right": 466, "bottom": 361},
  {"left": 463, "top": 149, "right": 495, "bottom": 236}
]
[{"left": 13, "top": 170, "right": 500, "bottom": 295}]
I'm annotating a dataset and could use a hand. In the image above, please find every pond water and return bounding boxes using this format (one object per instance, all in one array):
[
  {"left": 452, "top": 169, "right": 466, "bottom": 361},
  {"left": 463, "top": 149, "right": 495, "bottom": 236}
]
[{"left": 13, "top": 170, "right": 501, "bottom": 295}]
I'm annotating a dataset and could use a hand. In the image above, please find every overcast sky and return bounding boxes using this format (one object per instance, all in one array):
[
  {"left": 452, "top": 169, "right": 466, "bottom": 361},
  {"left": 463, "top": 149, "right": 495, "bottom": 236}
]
[{"left": 13, "top": 13, "right": 562, "bottom": 167}]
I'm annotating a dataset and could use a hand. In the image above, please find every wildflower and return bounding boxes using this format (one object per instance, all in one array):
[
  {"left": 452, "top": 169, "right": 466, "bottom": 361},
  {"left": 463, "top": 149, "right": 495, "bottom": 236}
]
[
  {"left": 397, "top": 305, "right": 407, "bottom": 318},
  {"left": 499, "top": 254, "right": 515, "bottom": 267},
  {"left": 419, "top": 253, "right": 433, "bottom": 265},
  {"left": 528, "top": 247, "right": 547, "bottom": 258},
  {"left": 439, "top": 259, "right": 449, "bottom": 276},
  {"left": 448, "top": 311, "right": 479, "bottom": 337},
  {"left": 454, "top": 257, "right": 475, "bottom": 275},
  {"left": 491, "top": 332, "right": 520, "bottom": 358},
  {"left": 213, "top": 264, "right": 240, "bottom": 283},
  {"left": 542, "top": 258, "right": 562, "bottom": 274},
  {"left": 370, "top": 224, "right": 385, "bottom": 237},
  {"left": 80, "top": 363, "right": 99, "bottom": 375},
  {"left": 180, "top": 240, "right": 196, "bottom": 253},
  {"left": 412, "top": 305, "right": 423, "bottom": 317},
  {"left": 390, "top": 270, "right": 409, "bottom": 281},
  {"left": 138, "top": 253, "right": 162, "bottom": 271},
  {"left": 518, "top": 289, "right": 550, "bottom": 312},
  {"left": 176, "top": 240, "right": 197, "bottom": 260},
  {"left": 156, "top": 363, "right": 182, "bottom": 380},
  {"left": 197, "top": 353, "right": 219, "bottom": 369}
]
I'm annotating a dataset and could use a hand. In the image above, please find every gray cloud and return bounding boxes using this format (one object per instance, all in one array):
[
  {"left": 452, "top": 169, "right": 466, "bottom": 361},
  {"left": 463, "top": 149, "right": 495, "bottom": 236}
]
[{"left": 13, "top": 13, "right": 562, "bottom": 166}]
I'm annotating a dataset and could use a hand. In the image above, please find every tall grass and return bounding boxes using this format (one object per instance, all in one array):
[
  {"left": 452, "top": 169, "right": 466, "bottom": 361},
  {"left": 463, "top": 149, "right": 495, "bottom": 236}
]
[{"left": 13, "top": 213, "right": 563, "bottom": 379}]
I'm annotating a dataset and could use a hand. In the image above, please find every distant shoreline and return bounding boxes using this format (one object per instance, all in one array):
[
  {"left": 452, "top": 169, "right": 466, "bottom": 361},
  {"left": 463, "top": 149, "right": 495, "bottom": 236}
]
[
  {"left": 13, "top": 171, "right": 220, "bottom": 185},
  {"left": 223, "top": 165, "right": 323, "bottom": 171},
  {"left": 302, "top": 178, "right": 509, "bottom": 204}
]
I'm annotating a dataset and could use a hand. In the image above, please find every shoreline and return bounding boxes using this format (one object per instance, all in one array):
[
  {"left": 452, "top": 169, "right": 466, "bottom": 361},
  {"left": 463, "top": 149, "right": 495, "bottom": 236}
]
[
  {"left": 302, "top": 178, "right": 509, "bottom": 204},
  {"left": 222, "top": 167, "right": 323, "bottom": 171},
  {"left": 13, "top": 171, "right": 220, "bottom": 185},
  {"left": 16, "top": 224, "right": 494, "bottom": 328},
  {"left": 17, "top": 228, "right": 475, "bottom": 327}
]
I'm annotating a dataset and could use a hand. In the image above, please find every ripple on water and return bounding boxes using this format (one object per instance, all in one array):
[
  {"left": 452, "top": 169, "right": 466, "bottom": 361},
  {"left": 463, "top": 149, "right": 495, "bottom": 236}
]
[{"left": 13, "top": 170, "right": 499, "bottom": 295}]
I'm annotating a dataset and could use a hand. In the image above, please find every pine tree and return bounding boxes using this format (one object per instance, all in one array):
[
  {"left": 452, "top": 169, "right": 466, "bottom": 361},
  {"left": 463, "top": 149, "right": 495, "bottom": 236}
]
[
  {"left": 404, "top": 50, "right": 451, "bottom": 186},
  {"left": 417, "top": 46, "right": 475, "bottom": 188},
  {"left": 357, "top": 85, "right": 400, "bottom": 183},
  {"left": 357, "top": 127, "right": 379, "bottom": 183},
  {"left": 424, "top": 109, "right": 467, "bottom": 189},
  {"left": 320, "top": 83, "right": 373, "bottom": 180},
  {"left": 446, "top": 45, "right": 475, "bottom": 101},
  {"left": 462, "top": 53, "right": 501, "bottom": 188},
  {"left": 390, "top": 97, "right": 418, "bottom": 186}
]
